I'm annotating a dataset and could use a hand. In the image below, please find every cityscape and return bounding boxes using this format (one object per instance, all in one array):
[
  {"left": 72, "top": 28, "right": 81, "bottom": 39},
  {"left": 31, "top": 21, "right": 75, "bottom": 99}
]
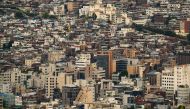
[{"left": 0, "top": 0, "right": 190, "bottom": 109}]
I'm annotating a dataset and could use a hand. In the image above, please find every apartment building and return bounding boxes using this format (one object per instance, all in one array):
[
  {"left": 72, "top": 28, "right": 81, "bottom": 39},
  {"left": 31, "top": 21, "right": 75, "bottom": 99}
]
[
  {"left": 75, "top": 53, "right": 91, "bottom": 68},
  {"left": 162, "top": 65, "right": 190, "bottom": 100}
]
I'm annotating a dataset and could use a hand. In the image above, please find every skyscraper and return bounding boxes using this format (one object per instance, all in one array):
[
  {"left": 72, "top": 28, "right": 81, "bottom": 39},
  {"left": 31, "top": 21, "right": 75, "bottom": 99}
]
[
  {"left": 96, "top": 51, "right": 113, "bottom": 79},
  {"left": 62, "top": 85, "right": 80, "bottom": 107}
]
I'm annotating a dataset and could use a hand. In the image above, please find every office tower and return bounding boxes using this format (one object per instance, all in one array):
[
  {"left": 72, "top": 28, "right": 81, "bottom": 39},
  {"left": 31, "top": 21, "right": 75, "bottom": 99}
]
[
  {"left": 116, "top": 59, "right": 128, "bottom": 73},
  {"left": 180, "top": 20, "right": 190, "bottom": 34},
  {"left": 62, "top": 85, "right": 80, "bottom": 107},
  {"left": 96, "top": 51, "right": 113, "bottom": 79}
]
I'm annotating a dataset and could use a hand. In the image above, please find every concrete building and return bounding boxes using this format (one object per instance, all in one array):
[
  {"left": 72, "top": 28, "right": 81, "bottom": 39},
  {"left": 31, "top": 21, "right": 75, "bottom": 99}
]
[
  {"left": 123, "top": 48, "right": 138, "bottom": 59},
  {"left": 84, "top": 65, "right": 105, "bottom": 81},
  {"left": 146, "top": 71, "right": 161, "bottom": 87},
  {"left": 176, "top": 85, "right": 190, "bottom": 104},
  {"left": 0, "top": 84, "right": 11, "bottom": 93},
  {"left": 79, "top": 0, "right": 131, "bottom": 24},
  {"left": 96, "top": 51, "right": 113, "bottom": 79},
  {"left": 135, "top": 0, "right": 147, "bottom": 5},
  {"left": 162, "top": 65, "right": 190, "bottom": 99},
  {"left": 75, "top": 86, "right": 96, "bottom": 104},
  {"left": 0, "top": 93, "right": 15, "bottom": 108},
  {"left": 116, "top": 58, "right": 128, "bottom": 73},
  {"left": 66, "top": 1, "right": 80, "bottom": 12},
  {"left": 0, "top": 96, "right": 2, "bottom": 109},
  {"left": 0, "top": 35, "right": 10, "bottom": 48},
  {"left": 75, "top": 53, "right": 91, "bottom": 68},
  {"left": 45, "top": 76, "right": 57, "bottom": 98},
  {"left": 180, "top": 20, "right": 190, "bottom": 34},
  {"left": 62, "top": 85, "right": 80, "bottom": 107},
  {"left": 101, "top": 79, "right": 113, "bottom": 90},
  {"left": 53, "top": 5, "right": 65, "bottom": 16},
  {"left": 45, "top": 73, "right": 74, "bottom": 98},
  {"left": 48, "top": 51, "right": 64, "bottom": 63}
]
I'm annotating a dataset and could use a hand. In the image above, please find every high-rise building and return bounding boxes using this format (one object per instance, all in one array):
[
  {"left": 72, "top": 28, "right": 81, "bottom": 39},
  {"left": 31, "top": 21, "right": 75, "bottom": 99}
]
[
  {"left": 45, "top": 76, "right": 57, "bottom": 98},
  {"left": 75, "top": 86, "right": 96, "bottom": 104},
  {"left": 96, "top": 51, "right": 113, "bottom": 79},
  {"left": 0, "top": 93, "right": 15, "bottom": 108},
  {"left": 180, "top": 20, "right": 190, "bottom": 34},
  {"left": 0, "top": 96, "right": 3, "bottom": 109},
  {"left": 176, "top": 85, "right": 190, "bottom": 104},
  {"left": 176, "top": 53, "right": 190, "bottom": 65},
  {"left": 162, "top": 65, "right": 190, "bottom": 99},
  {"left": 116, "top": 59, "right": 128, "bottom": 73},
  {"left": 146, "top": 71, "right": 161, "bottom": 87},
  {"left": 62, "top": 85, "right": 80, "bottom": 107},
  {"left": 45, "top": 73, "right": 74, "bottom": 98}
]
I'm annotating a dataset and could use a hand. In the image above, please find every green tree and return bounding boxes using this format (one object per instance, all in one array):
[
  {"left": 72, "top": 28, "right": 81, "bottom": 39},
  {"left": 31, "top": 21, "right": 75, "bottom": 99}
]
[
  {"left": 15, "top": 11, "right": 25, "bottom": 19},
  {"left": 92, "top": 13, "right": 97, "bottom": 20},
  {"left": 178, "top": 105, "right": 185, "bottom": 109},
  {"left": 42, "top": 12, "right": 57, "bottom": 19},
  {"left": 119, "top": 70, "right": 128, "bottom": 79},
  {"left": 42, "top": 12, "right": 49, "bottom": 19}
]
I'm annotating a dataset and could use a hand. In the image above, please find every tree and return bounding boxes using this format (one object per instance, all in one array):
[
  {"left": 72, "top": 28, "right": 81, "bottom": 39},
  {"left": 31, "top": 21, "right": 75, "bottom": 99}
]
[
  {"left": 15, "top": 11, "right": 25, "bottom": 19},
  {"left": 3, "top": 41, "right": 13, "bottom": 50},
  {"left": 119, "top": 70, "right": 128, "bottom": 80},
  {"left": 92, "top": 13, "right": 97, "bottom": 20},
  {"left": 42, "top": 12, "right": 57, "bottom": 19},
  {"left": 42, "top": 12, "right": 49, "bottom": 19},
  {"left": 178, "top": 105, "right": 185, "bottom": 109}
]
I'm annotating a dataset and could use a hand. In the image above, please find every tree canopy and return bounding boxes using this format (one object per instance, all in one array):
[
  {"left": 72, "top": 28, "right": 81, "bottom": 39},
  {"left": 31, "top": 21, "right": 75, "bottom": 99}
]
[
  {"left": 119, "top": 70, "right": 128, "bottom": 79},
  {"left": 178, "top": 105, "right": 185, "bottom": 109}
]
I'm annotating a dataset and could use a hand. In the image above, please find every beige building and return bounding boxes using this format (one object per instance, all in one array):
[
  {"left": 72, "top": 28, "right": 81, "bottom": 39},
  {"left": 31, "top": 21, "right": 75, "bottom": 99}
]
[
  {"left": 84, "top": 65, "right": 105, "bottom": 81},
  {"left": 127, "top": 65, "right": 139, "bottom": 76},
  {"left": 53, "top": 5, "right": 65, "bottom": 16},
  {"left": 66, "top": 2, "right": 79, "bottom": 12},
  {"left": 25, "top": 57, "right": 40, "bottom": 68},
  {"left": 45, "top": 72, "right": 74, "bottom": 98},
  {"left": 48, "top": 51, "right": 63, "bottom": 63},
  {"left": 45, "top": 76, "right": 57, "bottom": 98},
  {"left": 123, "top": 48, "right": 138, "bottom": 58},
  {"left": 75, "top": 86, "right": 95, "bottom": 104}
]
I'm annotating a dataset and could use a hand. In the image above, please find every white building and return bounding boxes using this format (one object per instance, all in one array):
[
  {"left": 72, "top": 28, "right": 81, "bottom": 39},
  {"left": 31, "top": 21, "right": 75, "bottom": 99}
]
[
  {"left": 117, "top": 28, "right": 135, "bottom": 37},
  {"left": 75, "top": 54, "right": 91, "bottom": 68},
  {"left": 79, "top": 0, "right": 131, "bottom": 25},
  {"left": 162, "top": 65, "right": 190, "bottom": 99},
  {"left": 167, "top": 3, "right": 181, "bottom": 11},
  {"left": 0, "top": 83, "right": 11, "bottom": 93},
  {"left": 176, "top": 85, "right": 190, "bottom": 104},
  {"left": 45, "top": 76, "right": 57, "bottom": 98},
  {"left": 53, "top": 4, "right": 65, "bottom": 16},
  {"left": 45, "top": 73, "right": 74, "bottom": 98}
]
